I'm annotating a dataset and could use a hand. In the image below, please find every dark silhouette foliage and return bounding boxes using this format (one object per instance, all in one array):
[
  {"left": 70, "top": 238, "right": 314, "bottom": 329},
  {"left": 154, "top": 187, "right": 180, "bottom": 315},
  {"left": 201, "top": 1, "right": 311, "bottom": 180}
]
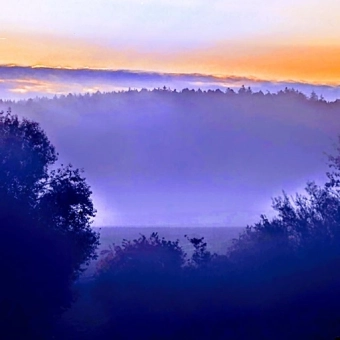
[
  {"left": 185, "top": 235, "right": 215, "bottom": 268},
  {"left": 97, "top": 232, "right": 186, "bottom": 274},
  {"left": 0, "top": 109, "right": 99, "bottom": 338},
  {"left": 225, "top": 142, "right": 340, "bottom": 338}
]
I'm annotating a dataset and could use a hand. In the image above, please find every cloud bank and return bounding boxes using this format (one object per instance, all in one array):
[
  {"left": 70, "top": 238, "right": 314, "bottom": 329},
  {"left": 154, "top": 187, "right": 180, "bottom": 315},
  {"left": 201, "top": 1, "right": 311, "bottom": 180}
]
[{"left": 0, "top": 65, "right": 340, "bottom": 102}]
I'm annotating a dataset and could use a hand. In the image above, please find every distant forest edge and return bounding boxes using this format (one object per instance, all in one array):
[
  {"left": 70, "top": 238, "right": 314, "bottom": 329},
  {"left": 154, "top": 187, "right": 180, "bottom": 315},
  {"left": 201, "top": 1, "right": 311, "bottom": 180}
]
[
  {"left": 1, "top": 85, "right": 340, "bottom": 103},
  {"left": 0, "top": 86, "right": 339, "bottom": 226}
]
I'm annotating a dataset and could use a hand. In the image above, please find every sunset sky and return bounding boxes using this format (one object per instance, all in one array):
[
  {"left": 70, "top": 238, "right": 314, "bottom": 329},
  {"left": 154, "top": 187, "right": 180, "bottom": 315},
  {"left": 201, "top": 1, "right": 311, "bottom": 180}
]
[{"left": 1, "top": 0, "right": 340, "bottom": 84}]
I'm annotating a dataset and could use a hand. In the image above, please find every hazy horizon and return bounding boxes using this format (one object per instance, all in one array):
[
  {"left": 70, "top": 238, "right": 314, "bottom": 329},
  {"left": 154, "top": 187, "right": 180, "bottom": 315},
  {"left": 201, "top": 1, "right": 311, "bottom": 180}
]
[
  {"left": 1, "top": 89, "right": 338, "bottom": 227},
  {"left": 0, "top": 66, "right": 340, "bottom": 102}
]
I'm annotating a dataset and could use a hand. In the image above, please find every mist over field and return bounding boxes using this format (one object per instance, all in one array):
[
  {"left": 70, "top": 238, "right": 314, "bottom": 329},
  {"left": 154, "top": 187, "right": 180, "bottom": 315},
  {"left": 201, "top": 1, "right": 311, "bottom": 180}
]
[{"left": 1, "top": 87, "right": 339, "bottom": 226}]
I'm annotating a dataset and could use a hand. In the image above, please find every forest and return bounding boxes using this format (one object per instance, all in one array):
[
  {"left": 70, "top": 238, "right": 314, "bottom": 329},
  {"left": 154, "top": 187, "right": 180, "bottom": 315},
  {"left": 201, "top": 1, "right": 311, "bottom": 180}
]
[{"left": 1, "top": 88, "right": 340, "bottom": 339}]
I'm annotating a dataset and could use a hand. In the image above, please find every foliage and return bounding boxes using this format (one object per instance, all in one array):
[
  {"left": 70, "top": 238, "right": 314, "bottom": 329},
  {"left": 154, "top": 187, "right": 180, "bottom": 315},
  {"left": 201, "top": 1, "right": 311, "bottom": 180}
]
[
  {"left": 229, "top": 152, "right": 340, "bottom": 266},
  {"left": 96, "top": 232, "right": 186, "bottom": 276},
  {"left": 185, "top": 235, "right": 215, "bottom": 268},
  {"left": 0, "top": 109, "right": 99, "bottom": 338}
]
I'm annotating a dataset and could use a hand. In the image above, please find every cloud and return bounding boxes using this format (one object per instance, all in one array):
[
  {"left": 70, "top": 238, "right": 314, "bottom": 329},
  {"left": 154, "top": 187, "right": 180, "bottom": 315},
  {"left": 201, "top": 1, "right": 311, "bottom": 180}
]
[{"left": 0, "top": 65, "right": 340, "bottom": 101}]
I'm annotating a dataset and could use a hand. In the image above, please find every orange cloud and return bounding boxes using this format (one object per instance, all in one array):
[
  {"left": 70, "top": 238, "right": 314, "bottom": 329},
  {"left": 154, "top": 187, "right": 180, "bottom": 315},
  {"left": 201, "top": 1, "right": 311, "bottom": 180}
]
[
  {"left": 8, "top": 78, "right": 72, "bottom": 95},
  {"left": 168, "top": 43, "right": 340, "bottom": 84},
  {"left": 1, "top": 32, "right": 340, "bottom": 84}
]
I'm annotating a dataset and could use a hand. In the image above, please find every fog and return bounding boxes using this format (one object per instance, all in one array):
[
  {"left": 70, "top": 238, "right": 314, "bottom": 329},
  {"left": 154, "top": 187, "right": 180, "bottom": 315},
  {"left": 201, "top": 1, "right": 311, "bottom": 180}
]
[{"left": 1, "top": 87, "right": 339, "bottom": 226}]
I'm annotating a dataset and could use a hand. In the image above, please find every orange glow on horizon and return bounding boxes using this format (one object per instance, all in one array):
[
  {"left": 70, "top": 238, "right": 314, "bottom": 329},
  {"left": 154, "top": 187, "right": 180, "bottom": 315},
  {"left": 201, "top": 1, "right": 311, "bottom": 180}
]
[
  {"left": 170, "top": 44, "right": 340, "bottom": 85},
  {"left": 1, "top": 33, "right": 340, "bottom": 85}
]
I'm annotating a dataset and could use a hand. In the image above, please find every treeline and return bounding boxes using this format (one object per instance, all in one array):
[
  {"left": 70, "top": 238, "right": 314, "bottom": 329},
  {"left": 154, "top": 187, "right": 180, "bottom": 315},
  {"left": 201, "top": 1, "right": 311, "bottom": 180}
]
[{"left": 0, "top": 85, "right": 338, "bottom": 103}]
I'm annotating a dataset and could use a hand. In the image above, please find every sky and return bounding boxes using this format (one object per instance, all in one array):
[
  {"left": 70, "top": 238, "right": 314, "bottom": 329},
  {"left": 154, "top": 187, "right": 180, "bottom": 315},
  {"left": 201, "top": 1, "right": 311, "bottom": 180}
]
[{"left": 1, "top": 0, "right": 340, "bottom": 84}]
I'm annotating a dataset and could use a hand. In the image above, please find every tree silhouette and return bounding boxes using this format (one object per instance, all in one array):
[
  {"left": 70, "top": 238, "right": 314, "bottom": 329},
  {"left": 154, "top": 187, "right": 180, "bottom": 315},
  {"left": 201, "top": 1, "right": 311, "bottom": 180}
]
[
  {"left": 96, "top": 232, "right": 186, "bottom": 276},
  {"left": 230, "top": 144, "right": 340, "bottom": 265},
  {"left": 0, "top": 109, "right": 99, "bottom": 338}
]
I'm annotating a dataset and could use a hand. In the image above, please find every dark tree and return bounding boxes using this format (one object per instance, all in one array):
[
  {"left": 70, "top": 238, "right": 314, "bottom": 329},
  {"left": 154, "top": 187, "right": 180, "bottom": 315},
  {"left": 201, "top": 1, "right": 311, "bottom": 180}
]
[
  {"left": 97, "top": 232, "right": 186, "bottom": 276},
  {"left": 185, "top": 235, "right": 215, "bottom": 268},
  {"left": 230, "top": 140, "right": 340, "bottom": 265},
  {"left": 0, "top": 109, "right": 99, "bottom": 338},
  {"left": 225, "top": 139, "right": 340, "bottom": 338}
]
